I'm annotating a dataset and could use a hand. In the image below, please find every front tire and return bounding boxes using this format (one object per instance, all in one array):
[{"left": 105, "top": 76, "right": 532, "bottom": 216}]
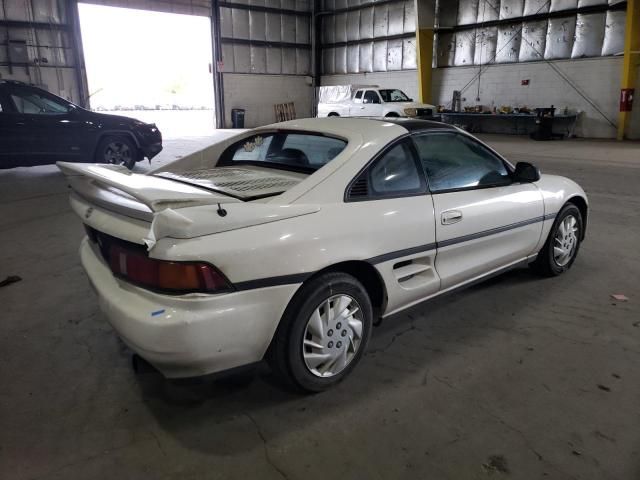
[
  {"left": 95, "top": 135, "right": 137, "bottom": 170},
  {"left": 531, "top": 203, "right": 583, "bottom": 276},
  {"left": 268, "top": 272, "right": 373, "bottom": 392}
]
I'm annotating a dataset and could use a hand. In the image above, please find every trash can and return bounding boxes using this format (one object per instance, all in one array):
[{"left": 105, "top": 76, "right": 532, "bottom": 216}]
[
  {"left": 530, "top": 107, "right": 555, "bottom": 140},
  {"left": 231, "top": 108, "right": 245, "bottom": 129}
]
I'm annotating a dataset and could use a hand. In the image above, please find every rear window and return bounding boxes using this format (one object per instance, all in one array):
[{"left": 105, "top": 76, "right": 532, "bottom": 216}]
[{"left": 221, "top": 131, "right": 347, "bottom": 172}]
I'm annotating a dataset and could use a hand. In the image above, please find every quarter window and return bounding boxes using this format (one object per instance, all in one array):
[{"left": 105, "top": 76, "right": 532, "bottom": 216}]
[
  {"left": 349, "top": 140, "right": 425, "bottom": 200},
  {"left": 412, "top": 133, "right": 511, "bottom": 193},
  {"left": 354, "top": 90, "right": 363, "bottom": 100}
]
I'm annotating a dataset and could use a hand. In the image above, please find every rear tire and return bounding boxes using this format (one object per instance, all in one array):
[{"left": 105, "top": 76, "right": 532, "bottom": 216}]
[
  {"left": 531, "top": 203, "right": 583, "bottom": 277},
  {"left": 267, "top": 272, "right": 373, "bottom": 393},
  {"left": 327, "top": 112, "right": 340, "bottom": 117},
  {"left": 95, "top": 135, "right": 137, "bottom": 170}
]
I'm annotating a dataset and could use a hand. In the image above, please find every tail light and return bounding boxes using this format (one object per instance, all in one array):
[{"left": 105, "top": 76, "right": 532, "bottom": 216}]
[{"left": 108, "top": 244, "right": 232, "bottom": 294}]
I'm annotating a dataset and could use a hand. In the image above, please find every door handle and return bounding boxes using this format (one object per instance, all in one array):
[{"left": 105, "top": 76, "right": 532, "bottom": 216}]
[
  {"left": 360, "top": 106, "right": 365, "bottom": 109},
  {"left": 441, "top": 210, "right": 463, "bottom": 225}
]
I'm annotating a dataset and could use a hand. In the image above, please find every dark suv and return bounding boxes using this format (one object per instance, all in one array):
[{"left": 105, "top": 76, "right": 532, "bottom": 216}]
[{"left": 0, "top": 80, "right": 162, "bottom": 169}]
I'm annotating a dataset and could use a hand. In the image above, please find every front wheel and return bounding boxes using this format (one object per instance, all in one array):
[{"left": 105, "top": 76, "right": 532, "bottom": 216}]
[
  {"left": 95, "top": 135, "right": 137, "bottom": 170},
  {"left": 531, "top": 203, "right": 583, "bottom": 276},
  {"left": 267, "top": 272, "right": 373, "bottom": 392}
]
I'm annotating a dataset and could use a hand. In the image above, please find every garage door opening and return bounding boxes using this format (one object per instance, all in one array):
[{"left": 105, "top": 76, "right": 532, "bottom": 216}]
[{"left": 78, "top": 4, "right": 215, "bottom": 138}]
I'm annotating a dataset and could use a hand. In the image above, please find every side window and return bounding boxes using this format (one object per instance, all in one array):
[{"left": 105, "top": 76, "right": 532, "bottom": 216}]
[
  {"left": 348, "top": 140, "right": 425, "bottom": 200},
  {"left": 363, "top": 90, "right": 380, "bottom": 104},
  {"left": 354, "top": 90, "right": 363, "bottom": 101},
  {"left": 10, "top": 90, "right": 70, "bottom": 115},
  {"left": 413, "top": 133, "right": 511, "bottom": 193}
]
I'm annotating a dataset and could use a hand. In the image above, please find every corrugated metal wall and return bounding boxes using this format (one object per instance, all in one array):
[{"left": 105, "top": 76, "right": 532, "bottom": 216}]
[
  {"left": 320, "top": 0, "right": 417, "bottom": 75},
  {"left": 219, "top": 1, "right": 312, "bottom": 75},
  {"left": 1, "top": 0, "right": 74, "bottom": 71},
  {"left": 80, "top": 0, "right": 211, "bottom": 16},
  {"left": 318, "top": 0, "right": 627, "bottom": 74},
  {"left": 0, "top": 0, "right": 84, "bottom": 102},
  {"left": 437, "top": 0, "right": 626, "bottom": 67}
]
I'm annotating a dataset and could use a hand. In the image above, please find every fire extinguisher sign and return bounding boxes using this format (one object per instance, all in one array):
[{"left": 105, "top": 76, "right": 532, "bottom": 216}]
[{"left": 620, "top": 88, "right": 634, "bottom": 112}]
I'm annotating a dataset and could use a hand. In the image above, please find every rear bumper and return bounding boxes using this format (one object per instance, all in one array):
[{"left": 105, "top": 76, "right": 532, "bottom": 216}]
[{"left": 80, "top": 238, "right": 298, "bottom": 378}]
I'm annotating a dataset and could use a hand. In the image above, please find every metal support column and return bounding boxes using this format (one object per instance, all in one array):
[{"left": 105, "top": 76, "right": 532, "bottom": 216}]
[
  {"left": 618, "top": 0, "right": 640, "bottom": 140},
  {"left": 415, "top": 0, "right": 436, "bottom": 104},
  {"left": 211, "top": 0, "right": 225, "bottom": 128},
  {"left": 67, "top": 0, "right": 89, "bottom": 107}
]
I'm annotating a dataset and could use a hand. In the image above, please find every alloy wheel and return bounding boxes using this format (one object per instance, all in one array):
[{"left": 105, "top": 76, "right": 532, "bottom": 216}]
[
  {"left": 104, "top": 141, "right": 132, "bottom": 165},
  {"left": 553, "top": 214, "right": 579, "bottom": 267}
]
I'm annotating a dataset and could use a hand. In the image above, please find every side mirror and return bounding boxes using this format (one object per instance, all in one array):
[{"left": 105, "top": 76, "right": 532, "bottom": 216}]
[{"left": 513, "top": 162, "right": 541, "bottom": 182}]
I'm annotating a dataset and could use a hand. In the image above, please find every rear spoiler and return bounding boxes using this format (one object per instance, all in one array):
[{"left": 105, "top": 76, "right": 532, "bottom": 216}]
[{"left": 57, "top": 162, "right": 241, "bottom": 213}]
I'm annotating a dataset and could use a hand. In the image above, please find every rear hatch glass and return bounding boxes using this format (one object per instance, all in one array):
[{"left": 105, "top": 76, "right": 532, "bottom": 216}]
[{"left": 155, "top": 130, "right": 348, "bottom": 200}]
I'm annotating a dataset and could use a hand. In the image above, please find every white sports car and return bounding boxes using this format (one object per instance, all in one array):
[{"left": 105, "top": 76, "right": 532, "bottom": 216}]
[{"left": 59, "top": 118, "right": 588, "bottom": 392}]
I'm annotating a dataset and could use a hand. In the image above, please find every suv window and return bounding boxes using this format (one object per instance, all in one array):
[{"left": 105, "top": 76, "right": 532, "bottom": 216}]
[
  {"left": 412, "top": 133, "right": 511, "bottom": 193},
  {"left": 222, "top": 131, "right": 347, "bottom": 171},
  {"left": 10, "top": 89, "right": 70, "bottom": 115},
  {"left": 363, "top": 90, "right": 380, "bottom": 104},
  {"left": 348, "top": 140, "right": 425, "bottom": 200}
]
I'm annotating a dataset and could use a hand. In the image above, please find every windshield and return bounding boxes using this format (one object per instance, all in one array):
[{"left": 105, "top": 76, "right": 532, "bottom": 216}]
[
  {"left": 378, "top": 89, "right": 410, "bottom": 102},
  {"left": 220, "top": 131, "right": 347, "bottom": 172}
]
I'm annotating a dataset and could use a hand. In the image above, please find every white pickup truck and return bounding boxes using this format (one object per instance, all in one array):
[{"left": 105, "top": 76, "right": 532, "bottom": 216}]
[{"left": 317, "top": 84, "right": 436, "bottom": 119}]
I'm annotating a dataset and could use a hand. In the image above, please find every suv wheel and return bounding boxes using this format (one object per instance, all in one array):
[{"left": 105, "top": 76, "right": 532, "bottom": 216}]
[{"left": 96, "top": 135, "right": 137, "bottom": 170}]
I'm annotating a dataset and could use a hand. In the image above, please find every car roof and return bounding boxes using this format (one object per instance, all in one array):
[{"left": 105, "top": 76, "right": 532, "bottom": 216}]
[
  {"left": 368, "top": 117, "right": 456, "bottom": 132},
  {"left": 265, "top": 117, "right": 456, "bottom": 140}
]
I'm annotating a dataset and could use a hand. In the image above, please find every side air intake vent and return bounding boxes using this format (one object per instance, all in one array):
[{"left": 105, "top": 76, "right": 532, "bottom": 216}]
[{"left": 349, "top": 176, "right": 369, "bottom": 199}]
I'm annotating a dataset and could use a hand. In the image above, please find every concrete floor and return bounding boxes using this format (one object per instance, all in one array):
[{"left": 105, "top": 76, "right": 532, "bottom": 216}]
[{"left": 1, "top": 133, "right": 639, "bottom": 480}]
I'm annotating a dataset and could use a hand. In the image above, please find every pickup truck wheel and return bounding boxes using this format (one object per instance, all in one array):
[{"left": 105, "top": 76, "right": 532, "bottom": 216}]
[
  {"left": 385, "top": 112, "right": 399, "bottom": 117},
  {"left": 531, "top": 203, "right": 583, "bottom": 277},
  {"left": 96, "top": 135, "right": 137, "bottom": 170},
  {"left": 268, "top": 272, "right": 372, "bottom": 392},
  {"left": 327, "top": 112, "right": 340, "bottom": 117}
]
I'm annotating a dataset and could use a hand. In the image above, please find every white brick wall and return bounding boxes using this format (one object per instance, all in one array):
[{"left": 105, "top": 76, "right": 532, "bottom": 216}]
[
  {"left": 433, "top": 57, "right": 622, "bottom": 138},
  {"left": 222, "top": 73, "right": 313, "bottom": 128},
  {"left": 321, "top": 57, "right": 625, "bottom": 139}
]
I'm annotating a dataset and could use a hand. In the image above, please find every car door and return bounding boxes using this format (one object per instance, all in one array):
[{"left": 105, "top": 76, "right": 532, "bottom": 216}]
[
  {"left": 345, "top": 138, "right": 440, "bottom": 316},
  {"left": 7, "top": 86, "right": 87, "bottom": 164},
  {"left": 352, "top": 90, "right": 383, "bottom": 117},
  {"left": 412, "top": 131, "right": 544, "bottom": 289},
  {"left": 0, "top": 90, "right": 33, "bottom": 168},
  {"left": 348, "top": 90, "right": 364, "bottom": 115}
]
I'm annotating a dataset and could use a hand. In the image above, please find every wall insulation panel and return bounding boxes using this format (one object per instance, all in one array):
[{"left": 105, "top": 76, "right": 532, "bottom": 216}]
[
  {"left": 320, "top": 0, "right": 417, "bottom": 75},
  {"left": 220, "top": 4, "right": 311, "bottom": 75},
  {"left": 434, "top": 0, "right": 626, "bottom": 67}
]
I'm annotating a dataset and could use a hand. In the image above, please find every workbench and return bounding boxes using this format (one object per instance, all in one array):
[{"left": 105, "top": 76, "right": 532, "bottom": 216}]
[{"left": 438, "top": 112, "right": 579, "bottom": 137}]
